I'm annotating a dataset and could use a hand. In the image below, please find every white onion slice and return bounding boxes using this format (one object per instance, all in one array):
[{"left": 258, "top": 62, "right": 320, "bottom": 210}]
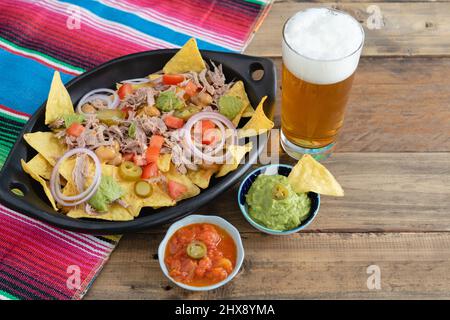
[
  {"left": 50, "top": 148, "right": 101, "bottom": 207},
  {"left": 182, "top": 112, "right": 237, "bottom": 164},
  {"left": 76, "top": 88, "right": 119, "bottom": 114},
  {"left": 121, "top": 78, "right": 150, "bottom": 85}
]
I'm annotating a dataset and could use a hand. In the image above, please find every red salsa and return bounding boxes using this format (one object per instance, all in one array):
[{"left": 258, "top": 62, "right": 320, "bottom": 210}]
[{"left": 164, "top": 223, "right": 237, "bottom": 287}]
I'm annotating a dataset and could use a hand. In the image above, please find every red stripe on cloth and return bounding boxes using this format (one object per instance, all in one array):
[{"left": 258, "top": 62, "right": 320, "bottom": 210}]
[
  {"left": 0, "top": 103, "right": 30, "bottom": 118},
  {"left": 0, "top": 205, "right": 115, "bottom": 299},
  {"left": 0, "top": 0, "right": 159, "bottom": 69},
  {"left": 123, "top": 0, "right": 262, "bottom": 40},
  {"left": 0, "top": 207, "right": 109, "bottom": 260}
]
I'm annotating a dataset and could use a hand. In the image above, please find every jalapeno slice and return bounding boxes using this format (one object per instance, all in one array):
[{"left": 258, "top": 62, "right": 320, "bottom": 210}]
[
  {"left": 96, "top": 109, "right": 125, "bottom": 126},
  {"left": 119, "top": 161, "right": 142, "bottom": 181},
  {"left": 272, "top": 183, "right": 289, "bottom": 200},
  {"left": 186, "top": 240, "right": 207, "bottom": 259},
  {"left": 134, "top": 180, "right": 153, "bottom": 198}
]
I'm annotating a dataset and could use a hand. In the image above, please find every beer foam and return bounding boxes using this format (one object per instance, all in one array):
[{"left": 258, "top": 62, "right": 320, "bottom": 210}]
[{"left": 282, "top": 8, "right": 364, "bottom": 84}]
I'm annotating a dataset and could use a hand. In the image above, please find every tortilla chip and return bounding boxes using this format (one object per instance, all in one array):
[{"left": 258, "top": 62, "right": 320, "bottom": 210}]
[
  {"left": 116, "top": 82, "right": 151, "bottom": 91},
  {"left": 164, "top": 164, "right": 200, "bottom": 201},
  {"left": 187, "top": 168, "right": 216, "bottom": 189},
  {"left": 288, "top": 154, "right": 344, "bottom": 197},
  {"left": 147, "top": 74, "right": 162, "bottom": 81},
  {"left": 226, "top": 81, "right": 252, "bottom": 126},
  {"left": 26, "top": 154, "right": 53, "bottom": 180},
  {"left": 216, "top": 142, "right": 253, "bottom": 178},
  {"left": 45, "top": 71, "right": 74, "bottom": 125},
  {"left": 62, "top": 181, "right": 78, "bottom": 196},
  {"left": 140, "top": 183, "right": 175, "bottom": 209},
  {"left": 21, "top": 159, "right": 58, "bottom": 211},
  {"left": 23, "top": 132, "right": 66, "bottom": 166},
  {"left": 242, "top": 105, "right": 255, "bottom": 118},
  {"left": 238, "top": 96, "right": 273, "bottom": 138},
  {"left": 163, "top": 38, "right": 206, "bottom": 74},
  {"left": 102, "top": 165, "right": 174, "bottom": 215},
  {"left": 157, "top": 153, "right": 172, "bottom": 173},
  {"left": 67, "top": 203, "right": 134, "bottom": 221}
]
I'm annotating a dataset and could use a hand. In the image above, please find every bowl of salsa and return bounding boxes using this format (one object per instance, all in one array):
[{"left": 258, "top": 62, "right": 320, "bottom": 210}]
[{"left": 158, "top": 215, "right": 244, "bottom": 291}]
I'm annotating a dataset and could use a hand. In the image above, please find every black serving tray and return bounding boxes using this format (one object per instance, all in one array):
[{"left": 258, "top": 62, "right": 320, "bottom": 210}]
[{"left": 0, "top": 49, "right": 276, "bottom": 234}]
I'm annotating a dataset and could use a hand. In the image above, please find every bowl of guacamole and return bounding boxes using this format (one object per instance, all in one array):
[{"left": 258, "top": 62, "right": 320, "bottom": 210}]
[{"left": 238, "top": 164, "right": 320, "bottom": 235}]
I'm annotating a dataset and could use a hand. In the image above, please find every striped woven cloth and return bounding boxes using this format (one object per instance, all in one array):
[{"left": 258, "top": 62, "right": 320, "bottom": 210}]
[{"left": 0, "top": 0, "right": 273, "bottom": 300}]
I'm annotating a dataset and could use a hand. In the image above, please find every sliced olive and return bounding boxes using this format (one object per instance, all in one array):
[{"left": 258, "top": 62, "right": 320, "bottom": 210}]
[
  {"left": 119, "top": 161, "right": 142, "bottom": 181},
  {"left": 134, "top": 180, "right": 153, "bottom": 198},
  {"left": 272, "top": 183, "right": 289, "bottom": 200},
  {"left": 186, "top": 240, "right": 207, "bottom": 259},
  {"left": 173, "top": 104, "right": 202, "bottom": 120},
  {"left": 96, "top": 109, "right": 125, "bottom": 125}
]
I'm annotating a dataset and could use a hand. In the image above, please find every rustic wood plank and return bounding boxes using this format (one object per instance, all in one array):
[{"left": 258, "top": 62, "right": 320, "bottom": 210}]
[
  {"left": 246, "top": 2, "right": 450, "bottom": 57},
  {"left": 86, "top": 232, "right": 450, "bottom": 299},
  {"left": 270, "top": 57, "right": 450, "bottom": 152},
  {"left": 135, "top": 153, "right": 450, "bottom": 234}
]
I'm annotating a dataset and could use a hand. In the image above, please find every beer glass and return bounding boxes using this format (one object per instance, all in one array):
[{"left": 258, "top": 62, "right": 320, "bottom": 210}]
[{"left": 280, "top": 8, "right": 365, "bottom": 160}]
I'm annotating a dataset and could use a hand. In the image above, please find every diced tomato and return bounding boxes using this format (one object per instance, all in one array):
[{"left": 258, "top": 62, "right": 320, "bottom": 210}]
[
  {"left": 123, "top": 153, "right": 134, "bottom": 161},
  {"left": 162, "top": 74, "right": 185, "bottom": 85},
  {"left": 164, "top": 115, "right": 185, "bottom": 129},
  {"left": 66, "top": 123, "right": 84, "bottom": 137},
  {"left": 133, "top": 154, "right": 147, "bottom": 167},
  {"left": 121, "top": 107, "right": 133, "bottom": 117},
  {"left": 118, "top": 83, "right": 133, "bottom": 100},
  {"left": 149, "top": 135, "right": 165, "bottom": 149},
  {"left": 145, "top": 146, "right": 160, "bottom": 164},
  {"left": 141, "top": 162, "right": 159, "bottom": 179},
  {"left": 202, "top": 128, "right": 222, "bottom": 145},
  {"left": 183, "top": 81, "right": 198, "bottom": 97},
  {"left": 168, "top": 180, "right": 188, "bottom": 200},
  {"left": 200, "top": 120, "right": 215, "bottom": 133}
]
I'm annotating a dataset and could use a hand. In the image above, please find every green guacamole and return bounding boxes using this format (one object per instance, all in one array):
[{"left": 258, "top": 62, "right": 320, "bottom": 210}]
[{"left": 246, "top": 175, "right": 311, "bottom": 231}]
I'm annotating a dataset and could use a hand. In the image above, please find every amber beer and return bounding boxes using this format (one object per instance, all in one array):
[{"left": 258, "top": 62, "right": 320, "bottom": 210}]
[{"left": 280, "top": 8, "right": 364, "bottom": 158}]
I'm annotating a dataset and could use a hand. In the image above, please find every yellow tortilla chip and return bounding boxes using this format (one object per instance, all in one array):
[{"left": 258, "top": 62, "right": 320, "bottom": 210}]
[
  {"left": 242, "top": 105, "right": 255, "bottom": 118},
  {"left": 216, "top": 142, "right": 253, "bottom": 178},
  {"left": 226, "top": 81, "right": 252, "bottom": 126},
  {"left": 288, "top": 154, "right": 344, "bottom": 197},
  {"left": 67, "top": 203, "right": 134, "bottom": 221},
  {"left": 238, "top": 96, "right": 273, "bottom": 138},
  {"left": 164, "top": 164, "right": 200, "bottom": 201},
  {"left": 45, "top": 71, "right": 74, "bottom": 125},
  {"left": 147, "top": 74, "right": 162, "bottom": 81},
  {"left": 187, "top": 168, "right": 216, "bottom": 189},
  {"left": 26, "top": 154, "right": 53, "bottom": 180},
  {"left": 163, "top": 38, "right": 206, "bottom": 74},
  {"left": 157, "top": 153, "right": 172, "bottom": 173},
  {"left": 21, "top": 159, "right": 58, "bottom": 211},
  {"left": 23, "top": 132, "right": 66, "bottom": 166},
  {"left": 104, "top": 165, "right": 174, "bottom": 215},
  {"left": 140, "top": 183, "right": 175, "bottom": 210}
]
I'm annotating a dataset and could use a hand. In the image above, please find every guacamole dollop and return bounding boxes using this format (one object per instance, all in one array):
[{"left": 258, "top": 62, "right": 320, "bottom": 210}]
[
  {"left": 88, "top": 175, "right": 125, "bottom": 212},
  {"left": 218, "top": 96, "right": 242, "bottom": 119},
  {"left": 156, "top": 90, "right": 184, "bottom": 112},
  {"left": 246, "top": 175, "right": 311, "bottom": 231}
]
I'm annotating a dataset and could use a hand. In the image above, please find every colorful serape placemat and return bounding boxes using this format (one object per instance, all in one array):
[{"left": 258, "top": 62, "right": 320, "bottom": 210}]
[{"left": 0, "top": 0, "right": 273, "bottom": 300}]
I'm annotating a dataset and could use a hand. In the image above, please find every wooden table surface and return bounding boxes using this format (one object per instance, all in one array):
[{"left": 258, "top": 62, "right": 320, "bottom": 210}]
[{"left": 86, "top": 1, "right": 450, "bottom": 299}]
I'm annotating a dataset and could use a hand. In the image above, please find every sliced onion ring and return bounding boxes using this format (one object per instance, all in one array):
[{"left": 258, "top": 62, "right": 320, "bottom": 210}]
[
  {"left": 50, "top": 148, "right": 101, "bottom": 207},
  {"left": 76, "top": 88, "right": 119, "bottom": 114},
  {"left": 182, "top": 112, "right": 237, "bottom": 164},
  {"left": 121, "top": 78, "right": 150, "bottom": 85}
]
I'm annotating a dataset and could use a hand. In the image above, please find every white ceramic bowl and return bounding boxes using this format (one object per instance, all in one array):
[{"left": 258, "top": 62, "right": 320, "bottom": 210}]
[{"left": 158, "top": 214, "right": 245, "bottom": 291}]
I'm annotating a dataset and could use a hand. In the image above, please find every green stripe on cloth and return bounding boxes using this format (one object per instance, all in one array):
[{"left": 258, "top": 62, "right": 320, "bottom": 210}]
[
  {"left": 0, "top": 109, "right": 28, "bottom": 166},
  {"left": 0, "top": 289, "right": 19, "bottom": 300}
]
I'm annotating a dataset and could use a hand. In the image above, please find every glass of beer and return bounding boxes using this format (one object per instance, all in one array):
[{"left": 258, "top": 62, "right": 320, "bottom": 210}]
[{"left": 280, "top": 8, "right": 364, "bottom": 160}]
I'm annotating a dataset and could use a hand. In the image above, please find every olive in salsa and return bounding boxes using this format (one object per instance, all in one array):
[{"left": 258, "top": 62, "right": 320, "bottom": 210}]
[{"left": 164, "top": 223, "right": 236, "bottom": 287}]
